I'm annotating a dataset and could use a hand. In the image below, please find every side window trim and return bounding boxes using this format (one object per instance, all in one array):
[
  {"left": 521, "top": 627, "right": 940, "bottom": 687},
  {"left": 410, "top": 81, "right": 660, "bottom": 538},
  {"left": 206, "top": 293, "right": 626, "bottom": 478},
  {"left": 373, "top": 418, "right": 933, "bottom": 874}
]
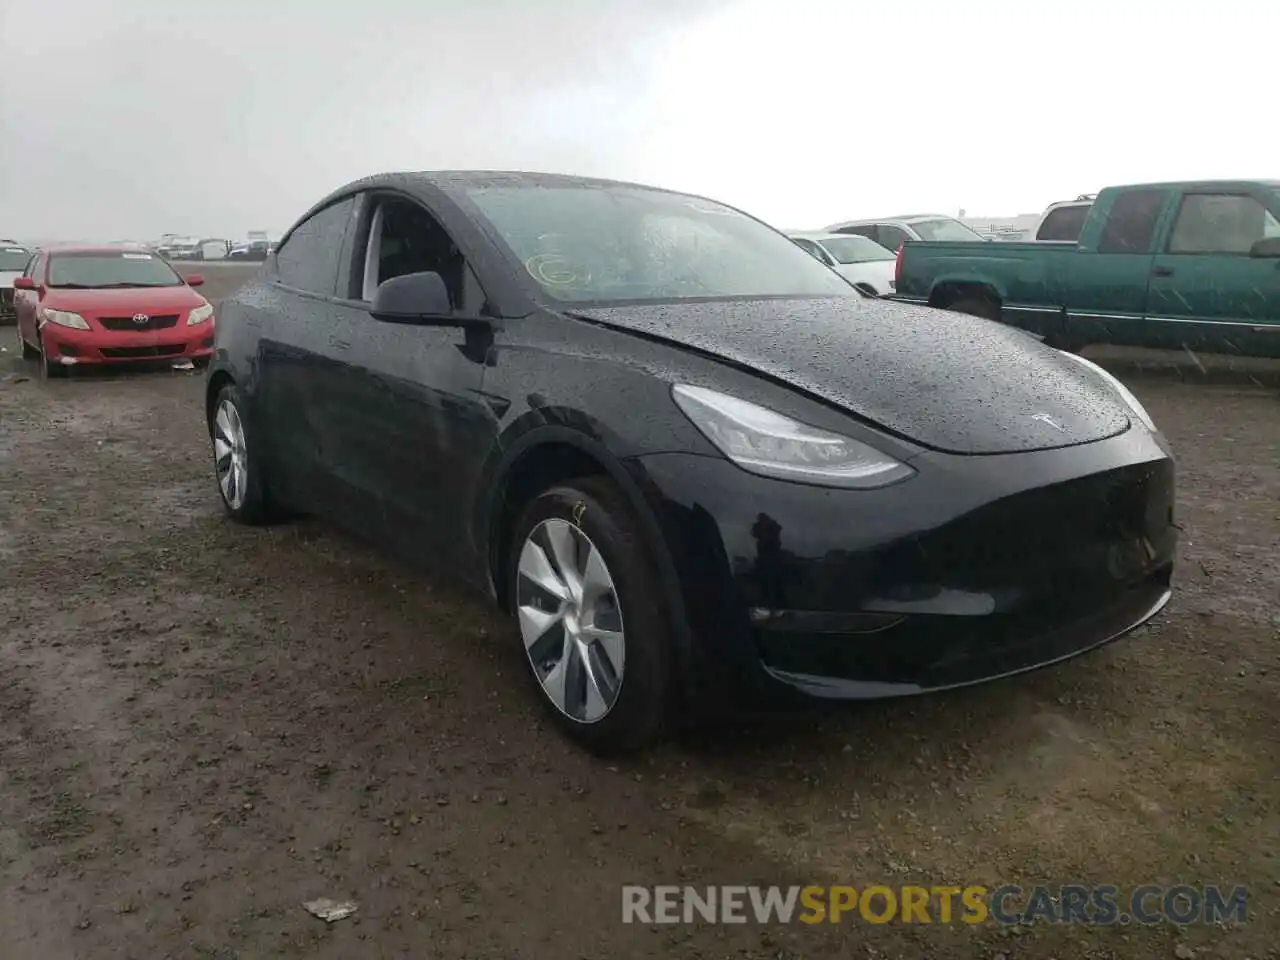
[
  {"left": 360, "top": 200, "right": 385, "bottom": 301},
  {"left": 346, "top": 189, "right": 495, "bottom": 318}
]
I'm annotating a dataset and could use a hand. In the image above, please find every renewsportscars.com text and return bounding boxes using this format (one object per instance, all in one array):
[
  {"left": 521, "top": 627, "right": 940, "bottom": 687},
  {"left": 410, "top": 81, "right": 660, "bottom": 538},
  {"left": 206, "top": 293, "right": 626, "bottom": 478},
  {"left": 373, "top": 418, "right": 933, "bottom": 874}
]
[{"left": 622, "top": 884, "right": 1248, "bottom": 926}]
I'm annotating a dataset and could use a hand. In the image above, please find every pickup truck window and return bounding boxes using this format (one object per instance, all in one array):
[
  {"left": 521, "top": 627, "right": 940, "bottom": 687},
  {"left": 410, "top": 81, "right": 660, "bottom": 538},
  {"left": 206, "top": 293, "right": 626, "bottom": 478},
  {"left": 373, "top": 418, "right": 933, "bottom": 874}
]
[
  {"left": 1167, "top": 193, "right": 1280, "bottom": 254},
  {"left": 1037, "top": 205, "right": 1090, "bottom": 242},
  {"left": 1097, "top": 189, "right": 1166, "bottom": 253}
]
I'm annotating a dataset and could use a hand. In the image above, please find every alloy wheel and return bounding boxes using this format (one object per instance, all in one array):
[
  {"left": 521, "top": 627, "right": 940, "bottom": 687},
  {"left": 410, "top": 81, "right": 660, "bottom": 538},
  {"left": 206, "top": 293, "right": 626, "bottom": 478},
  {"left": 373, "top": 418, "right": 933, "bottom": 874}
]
[
  {"left": 212, "top": 398, "right": 249, "bottom": 510},
  {"left": 516, "top": 518, "right": 626, "bottom": 723}
]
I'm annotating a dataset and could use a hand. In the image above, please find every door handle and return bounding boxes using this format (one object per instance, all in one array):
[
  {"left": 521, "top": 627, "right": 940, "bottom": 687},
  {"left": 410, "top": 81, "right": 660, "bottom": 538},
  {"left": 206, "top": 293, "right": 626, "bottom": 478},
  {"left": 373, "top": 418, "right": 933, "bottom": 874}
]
[
  {"left": 1152, "top": 266, "right": 1174, "bottom": 277},
  {"left": 329, "top": 337, "right": 351, "bottom": 350}
]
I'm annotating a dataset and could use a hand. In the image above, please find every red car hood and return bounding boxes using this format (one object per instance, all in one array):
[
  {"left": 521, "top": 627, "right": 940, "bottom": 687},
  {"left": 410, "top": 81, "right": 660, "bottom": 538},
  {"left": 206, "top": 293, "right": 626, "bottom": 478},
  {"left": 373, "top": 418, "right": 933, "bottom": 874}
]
[{"left": 44, "top": 286, "right": 207, "bottom": 313}]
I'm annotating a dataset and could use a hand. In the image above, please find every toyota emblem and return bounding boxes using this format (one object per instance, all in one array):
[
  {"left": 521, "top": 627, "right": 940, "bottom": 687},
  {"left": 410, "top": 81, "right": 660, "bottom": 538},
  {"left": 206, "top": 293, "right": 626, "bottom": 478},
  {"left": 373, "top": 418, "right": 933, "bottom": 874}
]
[{"left": 132, "top": 313, "right": 149, "bottom": 325}]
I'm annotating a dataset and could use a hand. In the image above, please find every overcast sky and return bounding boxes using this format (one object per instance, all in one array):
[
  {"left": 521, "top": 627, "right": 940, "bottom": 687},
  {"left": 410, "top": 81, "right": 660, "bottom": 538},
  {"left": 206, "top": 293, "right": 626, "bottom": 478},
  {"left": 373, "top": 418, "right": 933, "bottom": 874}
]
[{"left": 1, "top": 0, "right": 1274, "bottom": 241}]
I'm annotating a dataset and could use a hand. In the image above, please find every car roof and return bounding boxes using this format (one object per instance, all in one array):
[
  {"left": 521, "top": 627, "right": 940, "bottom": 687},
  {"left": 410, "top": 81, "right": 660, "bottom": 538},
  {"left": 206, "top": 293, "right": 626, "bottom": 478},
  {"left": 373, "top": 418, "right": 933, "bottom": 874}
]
[
  {"left": 827, "top": 214, "right": 957, "bottom": 227},
  {"left": 789, "top": 231, "right": 877, "bottom": 243},
  {"left": 311, "top": 169, "right": 733, "bottom": 214},
  {"left": 288, "top": 169, "right": 755, "bottom": 248},
  {"left": 44, "top": 243, "right": 155, "bottom": 255}
]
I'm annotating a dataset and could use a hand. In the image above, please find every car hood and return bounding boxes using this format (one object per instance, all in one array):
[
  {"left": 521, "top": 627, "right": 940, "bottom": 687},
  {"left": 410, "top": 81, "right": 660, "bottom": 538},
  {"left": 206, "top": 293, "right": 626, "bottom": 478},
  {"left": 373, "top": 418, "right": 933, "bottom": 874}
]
[
  {"left": 43, "top": 286, "right": 206, "bottom": 313},
  {"left": 571, "top": 297, "right": 1131, "bottom": 455},
  {"left": 0, "top": 271, "right": 21, "bottom": 288}
]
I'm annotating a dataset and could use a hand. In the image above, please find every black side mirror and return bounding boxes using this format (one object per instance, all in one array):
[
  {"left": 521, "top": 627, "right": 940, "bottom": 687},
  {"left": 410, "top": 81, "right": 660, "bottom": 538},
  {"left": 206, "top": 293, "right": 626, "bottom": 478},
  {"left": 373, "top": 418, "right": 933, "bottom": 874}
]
[
  {"left": 369, "top": 270, "right": 452, "bottom": 323},
  {"left": 1248, "top": 236, "right": 1280, "bottom": 258}
]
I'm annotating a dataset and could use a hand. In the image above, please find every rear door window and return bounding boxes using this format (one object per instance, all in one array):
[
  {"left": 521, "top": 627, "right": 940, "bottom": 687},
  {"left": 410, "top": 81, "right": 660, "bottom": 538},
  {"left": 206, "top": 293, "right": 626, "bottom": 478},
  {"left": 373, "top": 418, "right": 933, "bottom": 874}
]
[
  {"left": 275, "top": 196, "right": 358, "bottom": 297},
  {"left": 1097, "top": 190, "right": 1167, "bottom": 253}
]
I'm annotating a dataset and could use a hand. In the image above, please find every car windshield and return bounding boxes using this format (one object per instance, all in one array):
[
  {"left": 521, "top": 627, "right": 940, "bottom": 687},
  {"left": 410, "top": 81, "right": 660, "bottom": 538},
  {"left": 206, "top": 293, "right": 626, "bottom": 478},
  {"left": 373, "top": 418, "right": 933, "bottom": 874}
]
[
  {"left": 47, "top": 251, "right": 184, "bottom": 288},
  {"left": 460, "top": 184, "right": 855, "bottom": 303},
  {"left": 0, "top": 247, "right": 31, "bottom": 271},
  {"left": 816, "top": 235, "right": 894, "bottom": 263},
  {"left": 910, "top": 218, "right": 987, "bottom": 242}
]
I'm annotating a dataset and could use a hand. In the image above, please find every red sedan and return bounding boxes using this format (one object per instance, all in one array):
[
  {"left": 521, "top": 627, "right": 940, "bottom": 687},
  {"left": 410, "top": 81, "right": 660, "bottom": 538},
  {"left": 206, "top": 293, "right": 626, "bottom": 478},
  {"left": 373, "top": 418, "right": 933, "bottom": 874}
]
[{"left": 13, "top": 245, "right": 215, "bottom": 376}]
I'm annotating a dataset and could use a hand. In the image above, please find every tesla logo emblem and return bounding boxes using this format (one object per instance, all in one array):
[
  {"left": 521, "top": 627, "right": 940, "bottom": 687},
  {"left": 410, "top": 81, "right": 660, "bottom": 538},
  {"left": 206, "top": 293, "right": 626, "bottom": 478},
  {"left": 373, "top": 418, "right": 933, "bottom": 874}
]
[
  {"left": 1031, "top": 412, "right": 1065, "bottom": 431},
  {"left": 132, "top": 313, "right": 149, "bottom": 325}
]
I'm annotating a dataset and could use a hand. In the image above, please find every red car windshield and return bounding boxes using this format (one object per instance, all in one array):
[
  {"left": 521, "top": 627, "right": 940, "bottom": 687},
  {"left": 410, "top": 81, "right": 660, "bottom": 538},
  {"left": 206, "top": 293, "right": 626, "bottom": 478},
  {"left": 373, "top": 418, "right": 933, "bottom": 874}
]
[{"left": 47, "top": 251, "right": 184, "bottom": 289}]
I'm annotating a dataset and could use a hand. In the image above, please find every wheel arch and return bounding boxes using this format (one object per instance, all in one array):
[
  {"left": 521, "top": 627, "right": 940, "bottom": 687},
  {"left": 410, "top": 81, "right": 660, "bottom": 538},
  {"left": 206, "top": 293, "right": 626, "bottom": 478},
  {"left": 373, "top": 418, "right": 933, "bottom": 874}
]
[
  {"left": 204, "top": 368, "right": 236, "bottom": 432},
  {"left": 928, "top": 278, "right": 1005, "bottom": 311}
]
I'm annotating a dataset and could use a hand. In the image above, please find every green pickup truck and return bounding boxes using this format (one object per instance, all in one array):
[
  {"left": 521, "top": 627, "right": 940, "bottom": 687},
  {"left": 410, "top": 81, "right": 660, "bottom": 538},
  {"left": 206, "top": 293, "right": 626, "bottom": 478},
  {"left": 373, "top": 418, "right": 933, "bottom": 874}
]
[{"left": 890, "top": 180, "right": 1280, "bottom": 358}]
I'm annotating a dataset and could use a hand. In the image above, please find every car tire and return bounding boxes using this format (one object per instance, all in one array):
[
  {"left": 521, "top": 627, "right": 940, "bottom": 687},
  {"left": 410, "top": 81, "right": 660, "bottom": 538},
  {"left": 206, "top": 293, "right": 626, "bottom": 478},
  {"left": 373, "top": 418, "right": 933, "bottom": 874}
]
[
  {"left": 17, "top": 325, "right": 37, "bottom": 360},
  {"left": 508, "top": 476, "right": 675, "bottom": 755},
  {"left": 210, "top": 383, "right": 281, "bottom": 525},
  {"left": 947, "top": 296, "right": 1001, "bottom": 322},
  {"left": 36, "top": 333, "right": 66, "bottom": 378}
]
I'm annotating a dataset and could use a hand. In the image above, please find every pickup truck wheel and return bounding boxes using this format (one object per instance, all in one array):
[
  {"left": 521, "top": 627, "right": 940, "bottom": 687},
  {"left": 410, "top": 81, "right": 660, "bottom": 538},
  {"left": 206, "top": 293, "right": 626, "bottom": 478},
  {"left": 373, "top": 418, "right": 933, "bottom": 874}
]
[{"left": 946, "top": 297, "right": 1001, "bottom": 323}]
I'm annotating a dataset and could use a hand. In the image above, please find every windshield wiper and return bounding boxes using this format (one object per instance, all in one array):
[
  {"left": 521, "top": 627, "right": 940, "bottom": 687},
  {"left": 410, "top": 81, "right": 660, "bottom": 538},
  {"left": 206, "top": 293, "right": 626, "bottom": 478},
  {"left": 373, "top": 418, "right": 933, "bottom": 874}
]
[{"left": 94, "top": 282, "right": 175, "bottom": 288}]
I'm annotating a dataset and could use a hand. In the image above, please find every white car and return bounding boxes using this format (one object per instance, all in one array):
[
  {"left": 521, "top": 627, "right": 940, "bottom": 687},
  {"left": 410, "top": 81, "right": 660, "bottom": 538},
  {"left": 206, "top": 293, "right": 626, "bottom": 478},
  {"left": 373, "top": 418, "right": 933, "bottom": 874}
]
[
  {"left": 788, "top": 232, "right": 897, "bottom": 296},
  {"left": 0, "top": 243, "right": 32, "bottom": 324}
]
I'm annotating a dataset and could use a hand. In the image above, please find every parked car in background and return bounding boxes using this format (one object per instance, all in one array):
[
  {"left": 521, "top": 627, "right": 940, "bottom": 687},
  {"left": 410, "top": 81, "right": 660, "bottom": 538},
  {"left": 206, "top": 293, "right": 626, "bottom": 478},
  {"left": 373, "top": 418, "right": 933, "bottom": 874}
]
[
  {"left": 192, "top": 238, "right": 231, "bottom": 260},
  {"left": 1, "top": 243, "right": 33, "bottom": 324},
  {"left": 891, "top": 179, "right": 1280, "bottom": 356},
  {"left": 1034, "top": 195, "right": 1095, "bottom": 242},
  {"left": 789, "top": 231, "right": 897, "bottom": 295},
  {"left": 823, "top": 214, "right": 988, "bottom": 251},
  {"left": 205, "top": 169, "right": 1175, "bottom": 755},
  {"left": 166, "top": 238, "right": 203, "bottom": 260},
  {"left": 228, "top": 239, "right": 271, "bottom": 261},
  {"left": 12, "top": 245, "right": 215, "bottom": 376}
]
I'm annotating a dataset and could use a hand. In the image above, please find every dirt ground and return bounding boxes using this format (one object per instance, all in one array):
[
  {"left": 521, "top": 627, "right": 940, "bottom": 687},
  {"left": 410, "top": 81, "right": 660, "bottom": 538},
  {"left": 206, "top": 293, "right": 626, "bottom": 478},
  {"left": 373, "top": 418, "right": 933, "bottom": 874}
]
[{"left": 0, "top": 264, "right": 1276, "bottom": 959}]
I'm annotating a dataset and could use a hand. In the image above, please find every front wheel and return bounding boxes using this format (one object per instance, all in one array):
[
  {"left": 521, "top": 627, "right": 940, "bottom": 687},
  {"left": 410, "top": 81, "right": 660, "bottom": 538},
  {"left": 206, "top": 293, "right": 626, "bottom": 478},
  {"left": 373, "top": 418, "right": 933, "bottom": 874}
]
[
  {"left": 508, "top": 477, "right": 675, "bottom": 755},
  {"left": 37, "top": 333, "right": 66, "bottom": 378},
  {"left": 210, "top": 383, "right": 281, "bottom": 524},
  {"left": 16, "top": 324, "right": 37, "bottom": 360}
]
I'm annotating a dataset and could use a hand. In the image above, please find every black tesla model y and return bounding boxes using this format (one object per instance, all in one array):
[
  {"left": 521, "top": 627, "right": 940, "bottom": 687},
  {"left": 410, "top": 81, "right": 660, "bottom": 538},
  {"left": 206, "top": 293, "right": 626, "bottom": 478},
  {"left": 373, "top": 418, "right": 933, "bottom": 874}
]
[{"left": 204, "top": 171, "right": 1176, "bottom": 754}]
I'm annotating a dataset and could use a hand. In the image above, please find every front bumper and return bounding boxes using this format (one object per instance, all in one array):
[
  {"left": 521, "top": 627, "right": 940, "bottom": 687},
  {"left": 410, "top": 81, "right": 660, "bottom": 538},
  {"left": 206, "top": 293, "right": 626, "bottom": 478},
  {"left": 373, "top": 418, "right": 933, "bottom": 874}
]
[
  {"left": 628, "top": 424, "right": 1177, "bottom": 702},
  {"left": 40, "top": 321, "right": 215, "bottom": 365}
]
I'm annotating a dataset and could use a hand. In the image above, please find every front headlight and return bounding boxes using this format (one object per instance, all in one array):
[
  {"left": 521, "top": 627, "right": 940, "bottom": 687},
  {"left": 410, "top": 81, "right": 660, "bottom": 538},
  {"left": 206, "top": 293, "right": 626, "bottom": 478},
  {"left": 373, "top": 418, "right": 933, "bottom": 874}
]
[
  {"left": 671, "top": 384, "right": 915, "bottom": 488},
  {"left": 39, "top": 307, "right": 89, "bottom": 330},
  {"left": 1057, "top": 351, "right": 1157, "bottom": 432},
  {"left": 187, "top": 302, "right": 214, "bottom": 325}
]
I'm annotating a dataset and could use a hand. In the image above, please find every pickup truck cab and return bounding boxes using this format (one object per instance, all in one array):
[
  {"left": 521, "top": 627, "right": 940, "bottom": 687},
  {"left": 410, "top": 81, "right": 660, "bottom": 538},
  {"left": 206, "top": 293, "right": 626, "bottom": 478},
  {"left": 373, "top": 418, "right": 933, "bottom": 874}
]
[{"left": 892, "top": 180, "right": 1280, "bottom": 357}]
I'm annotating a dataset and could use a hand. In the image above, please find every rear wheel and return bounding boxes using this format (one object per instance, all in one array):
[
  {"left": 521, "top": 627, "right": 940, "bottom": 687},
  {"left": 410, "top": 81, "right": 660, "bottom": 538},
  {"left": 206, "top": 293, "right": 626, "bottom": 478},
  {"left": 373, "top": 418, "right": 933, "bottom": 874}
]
[
  {"left": 508, "top": 477, "right": 674, "bottom": 755},
  {"left": 946, "top": 296, "right": 1001, "bottom": 322}
]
